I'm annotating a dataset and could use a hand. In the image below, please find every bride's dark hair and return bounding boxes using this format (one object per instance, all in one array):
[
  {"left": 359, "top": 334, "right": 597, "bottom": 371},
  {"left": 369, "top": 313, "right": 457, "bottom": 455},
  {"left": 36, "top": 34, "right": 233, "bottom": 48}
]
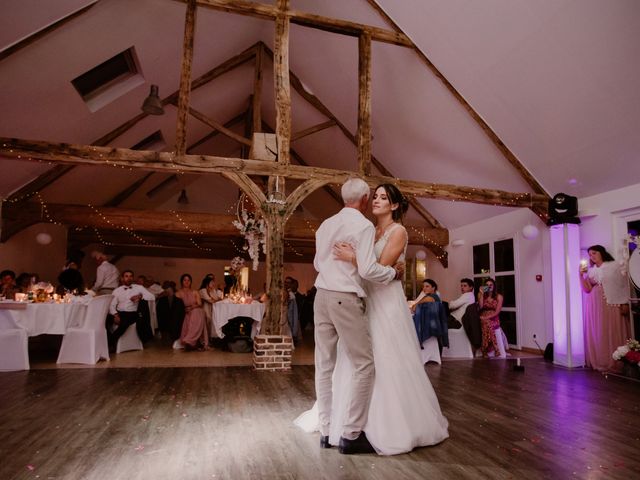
[{"left": 375, "top": 183, "right": 409, "bottom": 222}]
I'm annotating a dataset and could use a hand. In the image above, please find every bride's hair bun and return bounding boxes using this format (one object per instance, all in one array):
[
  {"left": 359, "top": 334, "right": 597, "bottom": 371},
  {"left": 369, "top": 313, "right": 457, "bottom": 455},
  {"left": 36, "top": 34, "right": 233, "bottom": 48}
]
[{"left": 400, "top": 196, "right": 409, "bottom": 215}]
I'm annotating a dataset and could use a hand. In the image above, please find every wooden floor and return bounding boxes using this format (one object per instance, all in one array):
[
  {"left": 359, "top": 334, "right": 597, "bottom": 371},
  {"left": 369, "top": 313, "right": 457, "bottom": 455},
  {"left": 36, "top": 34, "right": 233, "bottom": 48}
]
[{"left": 1, "top": 354, "right": 638, "bottom": 480}]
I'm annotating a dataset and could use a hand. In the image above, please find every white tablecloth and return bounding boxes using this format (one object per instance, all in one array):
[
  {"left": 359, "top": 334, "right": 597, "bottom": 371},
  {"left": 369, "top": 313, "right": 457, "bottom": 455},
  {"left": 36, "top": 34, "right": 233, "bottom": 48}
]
[
  {"left": 0, "top": 303, "right": 87, "bottom": 336},
  {"left": 211, "top": 301, "right": 265, "bottom": 339}
]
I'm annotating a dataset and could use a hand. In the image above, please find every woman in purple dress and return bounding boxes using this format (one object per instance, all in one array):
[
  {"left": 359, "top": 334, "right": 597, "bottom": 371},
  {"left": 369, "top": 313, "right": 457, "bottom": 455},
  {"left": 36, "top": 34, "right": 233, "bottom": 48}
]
[{"left": 176, "top": 273, "right": 209, "bottom": 351}]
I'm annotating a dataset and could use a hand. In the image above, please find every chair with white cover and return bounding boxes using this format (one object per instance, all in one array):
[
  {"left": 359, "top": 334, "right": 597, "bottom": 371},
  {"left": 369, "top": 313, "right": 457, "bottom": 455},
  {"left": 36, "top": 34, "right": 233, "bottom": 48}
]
[
  {"left": 420, "top": 337, "right": 441, "bottom": 365},
  {"left": 116, "top": 323, "right": 143, "bottom": 353},
  {"left": 441, "top": 327, "right": 474, "bottom": 359},
  {"left": 0, "top": 311, "right": 30, "bottom": 371},
  {"left": 57, "top": 295, "right": 112, "bottom": 365}
]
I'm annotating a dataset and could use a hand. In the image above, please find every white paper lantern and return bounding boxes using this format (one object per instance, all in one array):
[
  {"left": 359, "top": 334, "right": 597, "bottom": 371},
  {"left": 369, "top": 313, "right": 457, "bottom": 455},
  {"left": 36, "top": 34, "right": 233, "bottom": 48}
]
[
  {"left": 36, "top": 232, "right": 53, "bottom": 245},
  {"left": 415, "top": 249, "right": 427, "bottom": 260},
  {"left": 522, "top": 224, "right": 540, "bottom": 240}
]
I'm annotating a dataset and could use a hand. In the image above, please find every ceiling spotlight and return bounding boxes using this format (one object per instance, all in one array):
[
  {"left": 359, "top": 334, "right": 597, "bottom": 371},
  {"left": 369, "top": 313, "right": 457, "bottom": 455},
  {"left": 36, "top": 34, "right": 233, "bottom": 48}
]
[
  {"left": 177, "top": 189, "right": 189, "bottom": 205},
  {"left": 141, "top": 84, "right": 165, "bottom": 115}
]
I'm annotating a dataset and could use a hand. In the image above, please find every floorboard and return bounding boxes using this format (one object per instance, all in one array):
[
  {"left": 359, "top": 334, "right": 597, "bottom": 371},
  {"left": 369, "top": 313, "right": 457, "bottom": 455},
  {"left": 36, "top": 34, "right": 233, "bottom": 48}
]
[{"left": 1, "top": 357, "right": 638, "bottom": 479}]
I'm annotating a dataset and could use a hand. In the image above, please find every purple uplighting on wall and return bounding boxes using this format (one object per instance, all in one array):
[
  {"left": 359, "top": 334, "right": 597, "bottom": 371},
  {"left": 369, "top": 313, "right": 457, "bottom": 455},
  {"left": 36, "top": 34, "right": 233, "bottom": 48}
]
[{"left": 550, "top": 223, "right": 585, "bottom": 368}]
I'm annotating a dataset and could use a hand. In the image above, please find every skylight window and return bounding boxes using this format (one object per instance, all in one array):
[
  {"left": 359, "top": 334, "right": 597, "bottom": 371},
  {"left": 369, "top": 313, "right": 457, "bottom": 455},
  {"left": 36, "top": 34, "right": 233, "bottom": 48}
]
[{"left": 71, "top": 47, "right": 144, "bottom": 112}]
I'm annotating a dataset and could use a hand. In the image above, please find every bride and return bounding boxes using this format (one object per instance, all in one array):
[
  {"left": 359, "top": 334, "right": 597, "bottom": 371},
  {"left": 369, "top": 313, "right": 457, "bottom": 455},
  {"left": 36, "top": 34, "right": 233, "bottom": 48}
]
[{"left": 295, "top": 183, "right": 449, "bottom": 455}]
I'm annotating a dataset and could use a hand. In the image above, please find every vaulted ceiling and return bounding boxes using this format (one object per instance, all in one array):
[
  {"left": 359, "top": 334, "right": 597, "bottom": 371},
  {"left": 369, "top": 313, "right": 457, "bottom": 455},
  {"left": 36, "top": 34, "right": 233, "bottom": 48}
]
[{"left": 1, "top": 0, "right": 639, "bottom": 260}]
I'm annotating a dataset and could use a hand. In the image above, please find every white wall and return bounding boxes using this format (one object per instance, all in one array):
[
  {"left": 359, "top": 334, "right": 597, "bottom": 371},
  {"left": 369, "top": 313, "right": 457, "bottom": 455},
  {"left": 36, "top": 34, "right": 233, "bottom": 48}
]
[
  {"left": 413, "top": 208, "right": 553, "bottom": 350},
  {"left": 578, "top": 182, "right": 640, "bottom": 258},
  {"left": 0, "top": 223, "right": 68, "bottom": 282}
]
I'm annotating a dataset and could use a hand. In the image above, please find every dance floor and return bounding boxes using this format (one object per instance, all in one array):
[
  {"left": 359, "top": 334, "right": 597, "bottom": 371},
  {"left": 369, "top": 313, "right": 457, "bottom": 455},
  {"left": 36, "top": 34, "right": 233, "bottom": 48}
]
[{"left": 1, "top": 349, "right": 638, "bottom": 479}]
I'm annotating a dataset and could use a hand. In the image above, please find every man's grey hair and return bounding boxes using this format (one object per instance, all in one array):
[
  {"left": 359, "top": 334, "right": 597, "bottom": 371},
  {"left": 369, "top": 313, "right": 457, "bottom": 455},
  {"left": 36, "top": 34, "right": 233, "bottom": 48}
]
[
  {"left": 91, "top": 251, "right": 107, "bottom": 261},
  {"left": 341, "top": 178, "right": 370, "bottom": 205}
]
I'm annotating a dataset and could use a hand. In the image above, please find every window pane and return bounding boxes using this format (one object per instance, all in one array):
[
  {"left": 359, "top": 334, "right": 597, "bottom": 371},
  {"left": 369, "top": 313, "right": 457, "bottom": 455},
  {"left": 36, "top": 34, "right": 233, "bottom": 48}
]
[
  {"left": 473, "top": 243, "right": 490, "bottom": 275},
  {"left": 494, "top": 238, "right": 514, "bottom": 272},
  {"left": 500, "top": 311, "right": 517, "bottom": 344},
  {"left": 495, "top": 275, "right": 515, "bottom": 308}
]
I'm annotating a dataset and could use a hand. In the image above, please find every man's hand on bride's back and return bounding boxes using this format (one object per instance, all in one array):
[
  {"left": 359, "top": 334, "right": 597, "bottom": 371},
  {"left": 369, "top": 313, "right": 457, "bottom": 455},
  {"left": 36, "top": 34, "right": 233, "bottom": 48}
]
[{"left": 393, "top": 262, "right": 405, "bottom": 280}]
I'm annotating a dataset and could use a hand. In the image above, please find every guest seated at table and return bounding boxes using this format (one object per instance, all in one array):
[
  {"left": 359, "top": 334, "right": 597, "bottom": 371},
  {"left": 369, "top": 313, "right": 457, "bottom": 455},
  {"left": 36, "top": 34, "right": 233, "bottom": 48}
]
[
  {"left": 253, "top": 283, "right": 268, "bottom": 303},
  {"left": 107, "top": 270, "right": 155, "bottom": 353},
  {"left": 199, "top": 274, "right": 223, "bottom": 327},
  {"left": 223, "top": 274, "right": 237, "bottom": 296},
  {"left": 57, "top": 268, "right": 88, "bottom": 296},
  {"left": 136, "top": 275, "right": 164, "bottom": 297},
  {"left": 1, "top": 269, "right": 17, "bottom": 300},
  {"left": 15, "top": 272, "right": 33, "bottom": 294},
  {"left": 410, "top": 278, "right": 440, "bottom": 313},
  {"left": 176, "top": 273, "right": 209, "bottom": 351},
  {"left": 412, "top": 278, "right": 449, "bottom": 355},
  {"left": 447, "top": 278, "right": 476, "bottom": 329},
  {"left": 156, "top": 281, "right": 184, "bottom": 342}
]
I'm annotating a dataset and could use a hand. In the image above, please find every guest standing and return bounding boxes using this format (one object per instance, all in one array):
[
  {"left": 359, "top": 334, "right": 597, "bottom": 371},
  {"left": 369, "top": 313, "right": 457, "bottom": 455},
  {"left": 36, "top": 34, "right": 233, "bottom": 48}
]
[
  {"left": 478, "top": 278, "right": 507, "bottom": 358},
  {"left": 177, "top": 273, "right": 209, "bottom": 351},
  {"left": 91, "top": 251, "right": 120, "bottom": 296},
  {"left": 580, "top": 244, "right": 630, "bottom": 372}
]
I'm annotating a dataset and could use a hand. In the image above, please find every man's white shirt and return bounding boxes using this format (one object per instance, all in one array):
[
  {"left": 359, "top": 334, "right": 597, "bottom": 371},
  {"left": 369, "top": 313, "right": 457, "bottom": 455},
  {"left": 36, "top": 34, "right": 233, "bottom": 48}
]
[
  {"left": 448, "top": 291, "right": 476, "bottom": 321},
  {"left": 92, "top": 261, "right": 120, "bottom": 292},
  {"left": 110, "top": 284, "right": 155, "bottom": 315},
  {"left": 314, "top": 207, "right": 396, "bottom": 297}
]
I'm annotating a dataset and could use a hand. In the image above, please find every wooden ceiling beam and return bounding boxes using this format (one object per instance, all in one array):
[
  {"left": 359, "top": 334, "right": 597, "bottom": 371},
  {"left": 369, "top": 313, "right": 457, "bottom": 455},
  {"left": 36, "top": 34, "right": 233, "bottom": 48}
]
[
  {"left": 174, "top": 0, "right": 412, "bottom": 46},
  {"left": 3, "top": 202, "right": 449, "bottom": 246},
  {"left": 357, "top": 33, "right": 372, "bottom": 176},
  {"left": 175, "top": 0, "right": 198, "bottom": 156},
  {"left": 0, "top": 137, "right": 548, "bottom": 210},
  {"left": 184, "top": 105, "right": 252, "bottom": 146},
  {"left": 291, "top": 120, "right": 336, "bottom": 142}
]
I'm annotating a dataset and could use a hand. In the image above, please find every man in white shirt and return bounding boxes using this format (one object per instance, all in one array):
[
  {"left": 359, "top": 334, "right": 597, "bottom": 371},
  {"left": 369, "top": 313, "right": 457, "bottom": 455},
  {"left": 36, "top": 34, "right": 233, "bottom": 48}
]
[
  {"left": 106, "top": 269, "right": 155, "bottom": 352},
  {"left": 447, "top": 278, "right": 476, "bottom": 329},
  {"left": 314, "top": 178, "right": 403, "bottom": 455},
  {"left": 91, "top": 251, "right": 120, "bottom": 296}
]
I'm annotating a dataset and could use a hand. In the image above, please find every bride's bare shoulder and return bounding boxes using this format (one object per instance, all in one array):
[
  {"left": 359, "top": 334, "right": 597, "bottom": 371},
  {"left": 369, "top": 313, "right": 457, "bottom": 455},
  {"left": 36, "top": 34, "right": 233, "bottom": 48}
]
[{"left": 388, "top": 223, "right": 408, "bottom": 240}]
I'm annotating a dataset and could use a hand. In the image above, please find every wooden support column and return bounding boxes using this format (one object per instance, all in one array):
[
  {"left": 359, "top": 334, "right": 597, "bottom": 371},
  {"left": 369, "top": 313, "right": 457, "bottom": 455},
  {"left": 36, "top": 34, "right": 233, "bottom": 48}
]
[
  {"left": 358, "top": 32, "right": 372, "bottom": 176},
  {"left": 262, "top": 204, "right": 286, "bottom": 336},
  {"left": 273, "top": 0, "right": 291, "bottom": 166},
  {"left": 175, "top": 0, "right": 197, "bottom": 157},
  {"left": 252, "top": 43, "right": 263, "bottom": 134}
]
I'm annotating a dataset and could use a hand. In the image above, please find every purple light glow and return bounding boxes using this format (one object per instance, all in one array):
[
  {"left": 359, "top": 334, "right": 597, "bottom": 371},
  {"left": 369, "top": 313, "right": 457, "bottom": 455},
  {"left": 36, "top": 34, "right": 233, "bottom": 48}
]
[{"left": 550, "top": 224, "right": 585, "bottom": 368}]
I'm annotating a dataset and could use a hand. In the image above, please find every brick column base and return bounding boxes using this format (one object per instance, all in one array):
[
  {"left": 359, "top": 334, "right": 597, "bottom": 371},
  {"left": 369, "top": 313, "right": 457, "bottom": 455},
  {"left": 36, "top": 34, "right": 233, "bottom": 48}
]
[{"left": 253, "top": 334, "right": 293, "bottom": 371}]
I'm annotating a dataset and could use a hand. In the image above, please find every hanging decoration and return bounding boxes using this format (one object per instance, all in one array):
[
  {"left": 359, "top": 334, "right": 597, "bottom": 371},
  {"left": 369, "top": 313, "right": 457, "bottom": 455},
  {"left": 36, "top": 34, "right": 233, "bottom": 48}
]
[{"left": 232, "top": 194, "right": 266, "bottom": 270}]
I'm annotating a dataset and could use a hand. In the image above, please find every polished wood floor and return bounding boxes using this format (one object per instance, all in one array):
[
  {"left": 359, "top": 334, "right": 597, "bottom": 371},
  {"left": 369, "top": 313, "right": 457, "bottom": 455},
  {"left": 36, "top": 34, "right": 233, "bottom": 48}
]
[{"left": 1, "top": 349, "right": 638, "bottom": 479}]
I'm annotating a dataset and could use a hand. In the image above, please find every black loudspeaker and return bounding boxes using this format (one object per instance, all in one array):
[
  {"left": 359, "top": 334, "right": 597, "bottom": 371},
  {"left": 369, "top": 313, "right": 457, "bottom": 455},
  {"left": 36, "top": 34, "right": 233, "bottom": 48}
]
[
  {"left": 547, "top": 193, "right": 581, "bottom": 226},
  {"left": 543, "top": 343, "right": 554, "bottom": 362}
]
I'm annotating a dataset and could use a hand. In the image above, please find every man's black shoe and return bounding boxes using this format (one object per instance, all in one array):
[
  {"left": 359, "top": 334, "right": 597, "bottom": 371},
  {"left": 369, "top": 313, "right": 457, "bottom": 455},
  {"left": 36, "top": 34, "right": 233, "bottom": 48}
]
[
  {"left": 338, "top": 432, "right": 375, "bottom": 454},
  {"left": 320, "top": 435, "right": 332, "bottom": 448}
]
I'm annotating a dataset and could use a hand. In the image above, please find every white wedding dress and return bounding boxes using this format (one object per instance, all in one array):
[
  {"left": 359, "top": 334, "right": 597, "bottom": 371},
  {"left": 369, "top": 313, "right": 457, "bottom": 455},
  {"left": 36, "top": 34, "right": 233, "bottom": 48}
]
[{"left": 294, "top": 225, "right": 449, "bottom": 455}]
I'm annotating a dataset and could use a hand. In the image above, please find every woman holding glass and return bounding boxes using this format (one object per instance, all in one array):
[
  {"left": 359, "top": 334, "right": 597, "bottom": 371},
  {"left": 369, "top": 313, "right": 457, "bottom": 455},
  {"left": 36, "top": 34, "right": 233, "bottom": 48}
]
[
  {"left": 478, "top": 278, "right": 508, "bottom": 358},
  {"left": 580, "top": 244, "right": 630, "bottom": 372}
]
